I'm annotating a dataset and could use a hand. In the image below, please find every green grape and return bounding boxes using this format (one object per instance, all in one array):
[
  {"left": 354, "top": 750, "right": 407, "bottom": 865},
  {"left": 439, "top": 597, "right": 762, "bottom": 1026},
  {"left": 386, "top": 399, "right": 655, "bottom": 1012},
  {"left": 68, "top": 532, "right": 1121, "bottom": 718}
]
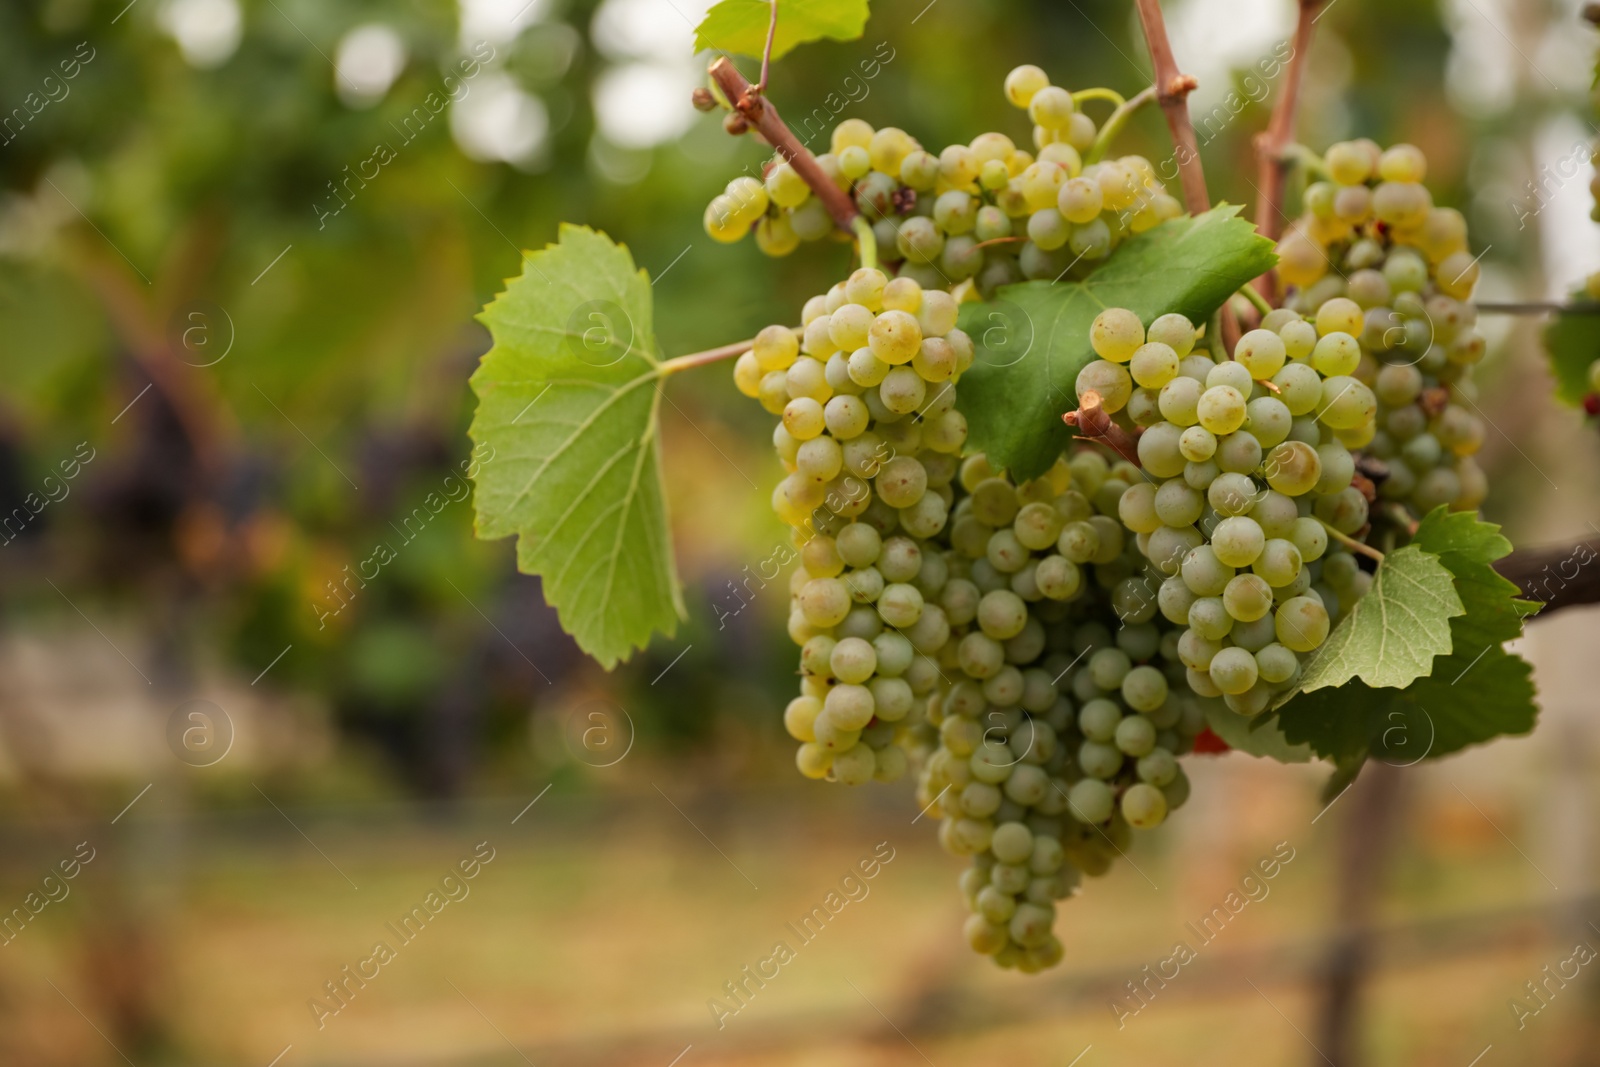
[
  {"left": 1159, "top": 376, "right": 1203, "bottom": 426},
  {"left": 1207, "top": 472, "right": 1258, "bottom": 516},
  {"left": 1137, "top": 422, "right": 1187, "bottom": 478},
  {"left": 1235, "top": 329, "right": 1287, "bottom": 378},
  {"left": 1146, "top": 313, "right": 1196, "bottom": 358},
  {"left": 1131, "top": 342, "right": 1180, "bottom": 388},
  {"left": 1114, "top": 714, "right": 1157, "bottom": 756},
  {"left": 1275, "top": 595, "right": 1330, "bottom": 652},
  {"left": 1121, "top": 783, "right": 1168, "bottom": 829},
  {"left": 1212, "top": 516, "right": 1265, "bottom": 568},
  {"left": 1068, "top": 778, "right": 1115, "bottom": 823},
  {"left": 1090, "top": 308, "right": 1144, "bottom": 362},
  {"left": 1222, "top": 573, "right": 1274, "bottom": 622},
  {"left": 1027, "top": 207, "right": 1071, "bottom": 251},
  {"left": 1187, "top": 596, "right": 1233, "bottom": 640},
  {"left": 1207, "top": 361, "right": 1254, "bottom": 393},
  {"left": 1076, "top": 359, "right": 1134, "bottom": 413},
  {"left": 1181, "top": 544, "right": 1234, "bottom": 596},
  {"left": 1118, "top": 482, "right": 1161, "bottom": 533},
  {"left": 1197, "top": 385, "right": 1248, "bottom": 434},
  {"left": 1207, "top": 646, "right": 1259, "bottom": 695},
  {"left": 1058, "top": 177, "right": 1104, "bottom": 223},
  {"left": 832, "top": 743, "right": 877, "bottom": 785},
  {"left": 1121, "top": 669, "right": 1169, "bottom": 715},
  {"left": 1154, "top": 480, "right": 1204, "bottom": 526},
  {"left": 1311, "top": 331, "right": 1361, "bottom": 377},
  {"left": 1263, "top": 441, "right": 1321, "bottom": 496},
  {"left": 1317, "top": 375, "right": 1377, "bottom": 430},
  {"left": 1252, "top": 538, "right": 1304, "bottom": 587}
]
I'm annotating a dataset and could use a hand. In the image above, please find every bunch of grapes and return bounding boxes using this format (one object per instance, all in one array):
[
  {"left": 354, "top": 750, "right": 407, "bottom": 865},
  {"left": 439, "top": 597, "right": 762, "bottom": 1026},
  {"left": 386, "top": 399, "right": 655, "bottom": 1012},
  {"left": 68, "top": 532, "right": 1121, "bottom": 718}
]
[
  {"left": 731, "top": 268, "right": 977, "bottom": 785},
  {"left": 1075, "top": 305, "right": 1377, "bottom": 715},
  {"left": 916, "top": 449, "right": 1207, "bottom": 971},
  {"left": 703, "top": 65, "right": 1180, "bottom": 294},
  {"left": 1272, "top": 140, "right": 1490, "bottom": 533}
]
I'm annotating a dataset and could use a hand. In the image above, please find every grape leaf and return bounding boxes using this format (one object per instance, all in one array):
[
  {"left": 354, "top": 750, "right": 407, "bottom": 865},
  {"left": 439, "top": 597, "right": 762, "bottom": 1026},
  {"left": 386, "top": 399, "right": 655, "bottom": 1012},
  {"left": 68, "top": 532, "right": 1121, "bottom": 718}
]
[
  {"left": 694, "top": 0, "right": 870, "bottom": 60},
  {"left": 1289, "top": 544, "right": 1463, "bottom": 694},
  {"left": 469, "top": 225, "right": 685, "bottom": 669},
  {"left": 1204, "top": 703, "right": 1313, "bottom": 762},
  {"left": 1276, "top": 509, "right": 1539, "bottom": 763},
  {"left": 955, "top": 205, "right": 1277, "bottom": 481},
  {"left": 1539, "top": 287, "right": 1600, "bottom": 406}
]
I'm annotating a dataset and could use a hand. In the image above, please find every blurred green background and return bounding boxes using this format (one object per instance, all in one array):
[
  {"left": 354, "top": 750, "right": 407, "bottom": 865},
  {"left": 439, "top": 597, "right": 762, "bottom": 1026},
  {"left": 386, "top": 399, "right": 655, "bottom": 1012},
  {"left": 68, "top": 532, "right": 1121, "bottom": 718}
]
[{"left": 3, "top": 0, "right": 1600, "bottom": 1064}]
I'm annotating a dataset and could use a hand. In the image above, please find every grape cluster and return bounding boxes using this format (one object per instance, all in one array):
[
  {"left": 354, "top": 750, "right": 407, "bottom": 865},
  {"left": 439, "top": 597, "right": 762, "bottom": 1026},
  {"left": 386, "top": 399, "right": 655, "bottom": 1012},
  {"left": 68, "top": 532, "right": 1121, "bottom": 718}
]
[
  {"left": 732, "top": 268, "right": 976, "bottom": 785},
  {"left": 704, "top": 64, "right": 1180, "bottom": 293},
  {"left": 1077, "top": 306, "right": 1375, "bottom": 715},
  {"left": 915, "top": 449, "right": 1207, "bottom": 971},
  {"left": 1273, "top": 140, "right": 1490, "bottom": 529}
]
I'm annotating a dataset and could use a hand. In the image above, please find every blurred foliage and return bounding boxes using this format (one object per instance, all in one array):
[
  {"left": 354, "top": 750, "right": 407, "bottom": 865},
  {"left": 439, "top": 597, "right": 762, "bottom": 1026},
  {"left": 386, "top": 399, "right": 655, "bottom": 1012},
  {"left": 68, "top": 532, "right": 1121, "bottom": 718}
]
[{"left": 0, "top": 0, "right": 1591, "bottom": 798}]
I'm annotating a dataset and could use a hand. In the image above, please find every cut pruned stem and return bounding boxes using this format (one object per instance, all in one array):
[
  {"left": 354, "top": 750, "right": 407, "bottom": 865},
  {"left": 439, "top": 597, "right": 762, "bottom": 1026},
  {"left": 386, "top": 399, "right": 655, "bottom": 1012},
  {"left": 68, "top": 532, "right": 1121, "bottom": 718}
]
[
  {"left": 1063, "top": 390, "right": 1141, "bottom": 466},
  {"left": 659, "top": 337, "right": 757, "bottom": 376},
  {"left": 708, "top": 57, "right": 859, "bottom": 232},
  {"left": 1317, "top": 517, "right": 1385, "bottom": 563}
]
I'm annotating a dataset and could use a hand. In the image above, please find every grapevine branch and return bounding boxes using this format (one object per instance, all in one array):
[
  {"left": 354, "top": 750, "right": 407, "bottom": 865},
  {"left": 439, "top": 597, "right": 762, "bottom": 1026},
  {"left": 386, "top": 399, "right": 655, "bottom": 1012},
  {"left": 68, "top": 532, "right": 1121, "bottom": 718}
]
[
  {"left": 1130, "top": 0, "right": 1241, "bottom": 349},
  {"left": 1495, "top": 537, "right": 1600, "bottom": 619},
  {"left": 1251, "top": 0, "right": 1325, "bottom": 302},
  {"left": 708, "top": 57, "right": 859, "bottom": 231},
  {"left": 659, "top": 337, "right": 756, "bottom": 375},
  {"left": 1062, "top": 390, "right": 1141, "bottom": 465},
  {"left": 1476, "top": 301, "right": 1600, "bottom": 315},
  {"left": 1131, "top": 0, "right": 1209, "bottom": 217}
]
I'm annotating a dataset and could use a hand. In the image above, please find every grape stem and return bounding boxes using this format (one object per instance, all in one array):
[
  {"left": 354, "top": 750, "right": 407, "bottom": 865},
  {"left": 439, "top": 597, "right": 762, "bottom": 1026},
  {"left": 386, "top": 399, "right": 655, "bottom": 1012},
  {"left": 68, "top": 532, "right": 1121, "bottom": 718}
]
[
  {"left": 1250, "top": 0, "right": 1326, "bottom": 303},
  {"left": 971, "top": 236, "right": 1026, "bottom": 251},
  {"left": 1316, "top": 517, "right": 1385, "bottom": 563},
  {"left": 708, "top": 57, "right": 860, "bottom": 232},
  {"left": 1072, "top": 87, "right": 1128, "bottom": 110},
  {"left": 755, "top": 0, "right": 779, "bottom": 93},
  {"left": 1238, "top": 283, "right": 1274, "bottom": 318},
  {"left": 658, "top": 337, "right": 757, "bottom": 376},
  {"left": 852, "top": 216, "right": 877, "bottom": 272},
  {"left": 1062, "top": 390, "right": 1141, "bottom": 466},
  {"left": 1206, "top": 309, "right": 1227, "bottom": 361},
  {"left": 1084, "top": 86, "right": 1156, "bottom": 165}
]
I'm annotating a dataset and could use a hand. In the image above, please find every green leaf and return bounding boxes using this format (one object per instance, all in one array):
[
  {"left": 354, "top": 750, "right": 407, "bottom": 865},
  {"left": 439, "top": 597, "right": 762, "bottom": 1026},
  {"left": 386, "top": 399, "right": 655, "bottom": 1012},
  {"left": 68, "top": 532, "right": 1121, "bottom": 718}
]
[
  {"left": 469, "top": 225, "right": 685, "bottom": 669},
  {"left": 1204, "top": 703, "right": 1313, "bottom": 762},
  {"left": 1540, "top": 287, "right": 1600, "bottom": 406},
  {"left": 955, "top": 205, "right": 1276, "bottom": 481},
  {"left": 1277, "top": 509, "right": 1539, "bottom": 763},
  {"left": 694, "top": 0, "right": 870, "bottom": 60},
  {"left": 1290, "top": 544, "right": 1463, "bottom": 694}
]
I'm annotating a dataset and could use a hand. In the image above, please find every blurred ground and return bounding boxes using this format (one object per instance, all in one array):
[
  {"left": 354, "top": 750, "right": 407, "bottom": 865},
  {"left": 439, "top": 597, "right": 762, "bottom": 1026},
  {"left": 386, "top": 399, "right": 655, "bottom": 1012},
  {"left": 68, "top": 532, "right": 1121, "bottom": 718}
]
[{"left": 3, "top": 600, "right": 1600, "bottom": 1067}]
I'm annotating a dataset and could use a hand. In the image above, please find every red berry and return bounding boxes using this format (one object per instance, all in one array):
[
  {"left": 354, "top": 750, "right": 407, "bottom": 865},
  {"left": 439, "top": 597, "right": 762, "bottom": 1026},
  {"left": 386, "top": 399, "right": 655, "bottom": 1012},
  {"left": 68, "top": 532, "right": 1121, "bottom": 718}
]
[
  {"left": 1584, "top": 393, "right": 1600, "bottom": 417},
  {"left": 1192, "top": 727, "right": 1231, "bottom": 755}
]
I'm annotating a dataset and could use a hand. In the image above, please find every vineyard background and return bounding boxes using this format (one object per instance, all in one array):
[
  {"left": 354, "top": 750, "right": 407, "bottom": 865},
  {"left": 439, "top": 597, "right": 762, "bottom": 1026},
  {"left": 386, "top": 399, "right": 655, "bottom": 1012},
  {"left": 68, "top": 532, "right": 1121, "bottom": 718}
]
[{"left": 2, "top": 0, "right": 1600, "bottom": 1063}]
